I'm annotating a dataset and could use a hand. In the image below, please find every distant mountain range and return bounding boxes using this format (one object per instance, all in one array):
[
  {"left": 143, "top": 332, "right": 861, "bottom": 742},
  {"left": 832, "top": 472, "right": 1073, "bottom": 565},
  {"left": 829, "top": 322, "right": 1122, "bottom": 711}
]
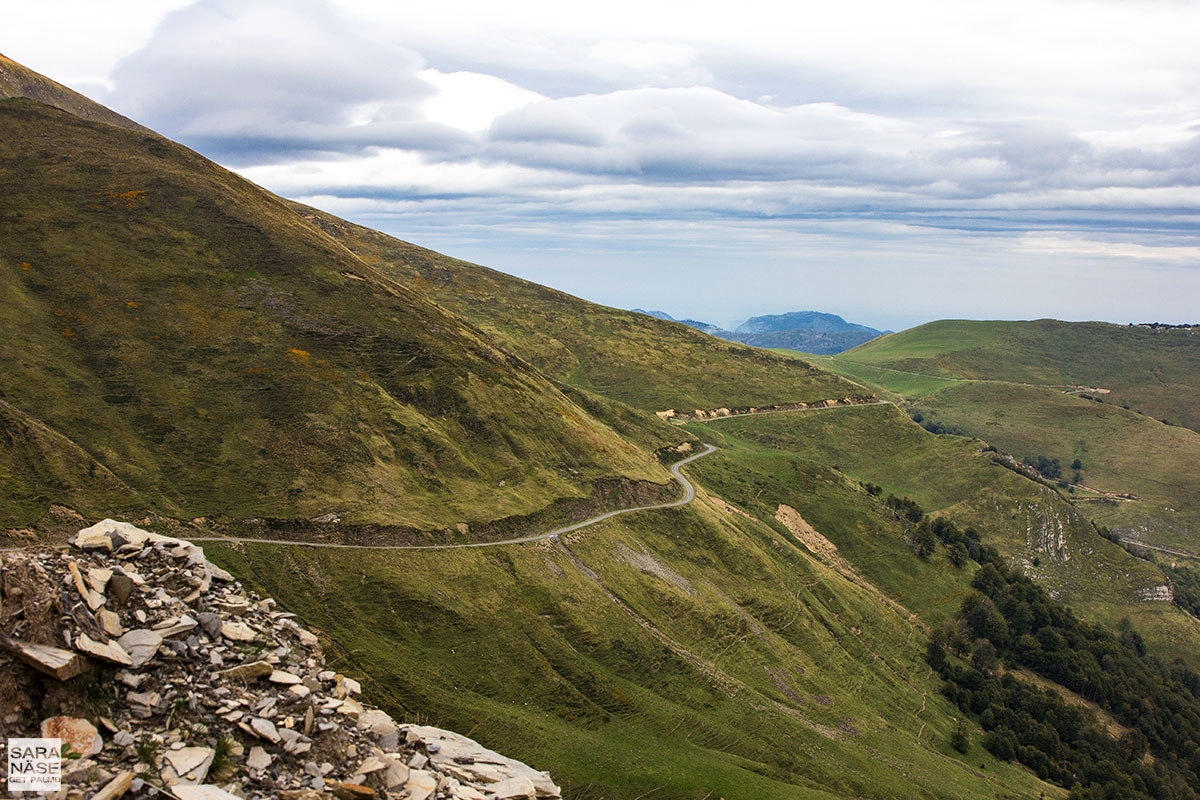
[{"left": 632, "top": 309, "right": 889, "bottom": 353}]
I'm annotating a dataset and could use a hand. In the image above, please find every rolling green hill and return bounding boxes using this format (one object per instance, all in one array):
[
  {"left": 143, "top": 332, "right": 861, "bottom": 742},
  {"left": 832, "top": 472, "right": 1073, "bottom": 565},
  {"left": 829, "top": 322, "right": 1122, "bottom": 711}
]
[
  {"left": 914, "top": 381, "right": 1200, "bottom": 552},
  {"left": 838, "top": 319, "right": 1200, "bottom": 431},
  {"left": 0, "top": 97, "right": 684, "bottom": 534},
  {"left": 292, "top": 207, "right": 864, "bottom": 412},
  {"left": 681, "top": 404, "right": 1200, "bottom": 667},
  {"left": 805, "top": 320, "right": 1200, "bottom": 552}
]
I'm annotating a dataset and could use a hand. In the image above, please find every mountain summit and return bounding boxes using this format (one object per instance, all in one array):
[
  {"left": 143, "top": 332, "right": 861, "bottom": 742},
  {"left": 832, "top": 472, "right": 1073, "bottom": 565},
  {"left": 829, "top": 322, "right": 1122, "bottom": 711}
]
[
  {"left": 631, "top": 308, "right": 886, "bottom": 353},
  {"left": 735, "top": 310, "right": 883, "bottom": 337}
]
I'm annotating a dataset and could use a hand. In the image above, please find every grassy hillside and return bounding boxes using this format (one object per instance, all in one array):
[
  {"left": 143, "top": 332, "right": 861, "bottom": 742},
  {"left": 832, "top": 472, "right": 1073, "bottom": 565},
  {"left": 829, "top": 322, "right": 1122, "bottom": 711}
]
[
  {"left": 680, "top": 404, "right": 1200, "bottom": 667},
  {"left": 204, "top": 404, "right": 1200, "bottom": 798},
  {"left": 5, "top": 56, "right": 1192, "bottom": 798},
  {"left": 293, "top": 207, "right": 864, "bottom": 412},
  {"left": 0, "top": 97, "right": 684, "bottom": 533},
  {"left": 208, "top": 472, "right": 1056, "bottom": 800},
  {"left": 804, "top": 325, "right": 1200, "bottom": 552},
  {"left": 0, "top": 398, "right": 145, "bottom": 526},
  {"left": 839, "top": 319, "right": 1200, "bottom": 431},
  {"left": 914, "top": 382, "right": 1200, "bottom": 551}
]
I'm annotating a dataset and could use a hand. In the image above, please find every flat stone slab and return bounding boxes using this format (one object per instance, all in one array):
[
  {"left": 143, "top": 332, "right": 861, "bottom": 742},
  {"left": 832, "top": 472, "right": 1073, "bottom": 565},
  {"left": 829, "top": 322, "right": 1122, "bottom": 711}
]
[
  {"left": 221, "top": 621, "right": 257, "bottom": 642},
  {"left": 216, "top": 660, "right": 273, "bottom": 681},
  {"left": 0, "top": 634, "right": 86, "bottom": 680},
  {"left": 117, "top": 629, "right": 163, "bottom": 667},
  {"left": 41, "top": 715, "right": 103, "bottom": 756},
  {"left": 74, "top": 632, "right": 133, "bottom": 666},
  {"left": 163, "top": 746, "right": 215, "bottom": 785}
]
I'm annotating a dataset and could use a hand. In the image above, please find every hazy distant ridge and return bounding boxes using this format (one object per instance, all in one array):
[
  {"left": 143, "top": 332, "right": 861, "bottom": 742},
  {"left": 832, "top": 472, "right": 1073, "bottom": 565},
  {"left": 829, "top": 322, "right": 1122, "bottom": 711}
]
[{"left": 633, "top": 309, "right": 886, "bottom": 353}]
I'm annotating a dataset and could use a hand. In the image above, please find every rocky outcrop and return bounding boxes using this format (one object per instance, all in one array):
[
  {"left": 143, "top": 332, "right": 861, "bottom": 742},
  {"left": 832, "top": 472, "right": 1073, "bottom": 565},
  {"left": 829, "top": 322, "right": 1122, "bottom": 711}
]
[
  {"left": 0, "top": 520, "right": 561, "bottom": 800},
  {"left": 666, "top": 395, "right": 877, "bottom": 422},
  {"left": 1135, "top": 584, "right": 1174, "bottom": 602}
]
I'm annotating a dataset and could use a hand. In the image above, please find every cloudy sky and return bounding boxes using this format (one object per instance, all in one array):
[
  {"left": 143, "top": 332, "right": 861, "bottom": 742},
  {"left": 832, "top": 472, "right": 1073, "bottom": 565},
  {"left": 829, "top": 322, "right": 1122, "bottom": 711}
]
[{"left": 8, "top": 0, "right": 1200, "bottom": 330}]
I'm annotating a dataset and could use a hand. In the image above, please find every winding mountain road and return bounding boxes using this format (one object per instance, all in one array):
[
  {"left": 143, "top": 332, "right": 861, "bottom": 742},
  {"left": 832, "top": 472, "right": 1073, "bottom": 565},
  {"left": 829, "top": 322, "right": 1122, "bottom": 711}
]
[
  {"left": 188, "top": 401, "right": 890, "bottom": 551},
  {"left": 4, "top": 399, "right": 893, "bottom": 555},
  {"left": 184, "top": 443, "right": 719, "bottom": 552}
]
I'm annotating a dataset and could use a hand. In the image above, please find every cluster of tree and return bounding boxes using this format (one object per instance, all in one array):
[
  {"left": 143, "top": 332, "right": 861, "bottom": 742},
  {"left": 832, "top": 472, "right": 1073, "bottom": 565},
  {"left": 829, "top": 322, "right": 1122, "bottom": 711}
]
[
  {"left": 1018, "top": 454, "right": 1085, "bottom": 488},
  {"left": 990, "top": 452, "right": 1072, "bottom": 494},
  {"left": 929, "top": 564, "right": 1200, "bottom": 799},
  {"left": 909, "top": 410, "right": 962, "bottom": 436},
  {"left": 1023, "top": 454, "right": 1063, "bottom": 480},
  {"left": 884, "top": 493, "right": 925, "bottom": 524},
  {"left": 882, "top": 494, "right": 1001, "bottom": 567},
  {"left": 1132, "top": 322, "right": 1200, "bottom": 331},
  {"left": 1164, "top": 563, "right": 1200, "bottom": 621}
]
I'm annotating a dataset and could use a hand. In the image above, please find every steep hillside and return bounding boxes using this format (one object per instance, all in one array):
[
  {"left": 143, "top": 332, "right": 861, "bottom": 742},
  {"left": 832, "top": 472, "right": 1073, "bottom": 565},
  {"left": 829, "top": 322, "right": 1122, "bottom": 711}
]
[
  {"left": 0, "top": 51, "right": 149, "bottom": 133},
  {"left": 914, "top": 382, "right": 1200, "bottom": 552},
  {"left": 210, "top": 471, "right": 1057, "bottom": 800},
  {"left": 680, "top": 404, "right": 1200, "bottom": 667},
  {"left": 210, "top": 405, "right": 1200, "bottom": 799},
  {"left": 0, "top": 97, "right": 682, "bottom": 535},
  {"left": 806, "top": 322, "right": 1200, "bottom": 552},
  {"left": 840, "top": 319, "right": 1200, "bottom": 431},
  {"left": 292, "top": 208, "right": 864, "bottom": 412}
]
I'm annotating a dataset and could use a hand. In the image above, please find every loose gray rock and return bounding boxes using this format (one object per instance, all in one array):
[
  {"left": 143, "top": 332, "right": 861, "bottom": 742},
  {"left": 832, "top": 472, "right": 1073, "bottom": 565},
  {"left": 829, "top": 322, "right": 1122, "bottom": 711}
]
[
  {"left": 1, "top": 522, "right": 563, "bottom": 800},
  {"left": 118, "top": 629, "right": 164, "bottom": 667}
]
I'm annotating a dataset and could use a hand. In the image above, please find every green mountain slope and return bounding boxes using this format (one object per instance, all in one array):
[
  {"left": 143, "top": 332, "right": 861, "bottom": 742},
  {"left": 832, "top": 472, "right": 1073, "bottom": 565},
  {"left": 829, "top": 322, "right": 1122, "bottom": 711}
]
[
  {"left": 840, "top": 319, "right": 1200, "bottom": 431},
  {"left": 5, "top": 57, "right": 1196, "bottom": 800},
  {"left": 0, "top": 97, "right": 682, "bottom": 533},
  {"left": 914, "top": 382, "right": 1200, "bottom": 552},
  {"left": 0, "top": 397, "right": 145, "bottom": 526},
  {"left": 208, "top": 471, "right": 1056, "bottom": 800},
  {"left": 292, "top": 208, "right": 864, "bottom": 412},
  {"left": 804, "top": 321, "right": 1200, "bottom": 552},
  {"left": 681, "top": 404, "right": 1200, "bottom": 667}
]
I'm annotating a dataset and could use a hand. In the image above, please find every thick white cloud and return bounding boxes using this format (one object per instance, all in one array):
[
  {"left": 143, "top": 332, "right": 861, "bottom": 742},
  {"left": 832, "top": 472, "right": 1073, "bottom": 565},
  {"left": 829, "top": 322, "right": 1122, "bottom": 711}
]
[{"left": 108, "top": 0, "right": 448, "bottom": 161}]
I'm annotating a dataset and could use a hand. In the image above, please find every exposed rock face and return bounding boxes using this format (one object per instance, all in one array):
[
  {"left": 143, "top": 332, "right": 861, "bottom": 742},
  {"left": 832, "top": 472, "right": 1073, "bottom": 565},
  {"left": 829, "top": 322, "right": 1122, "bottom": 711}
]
[
  {"left": 0, "top": 520, "right": 562, "bottom": 799},
  {"left": 1135, "top": 584, "right": 1174, "bottom": 602},
  {"left": 666, "top": 394, "right": 877, "bottom": 422}
]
